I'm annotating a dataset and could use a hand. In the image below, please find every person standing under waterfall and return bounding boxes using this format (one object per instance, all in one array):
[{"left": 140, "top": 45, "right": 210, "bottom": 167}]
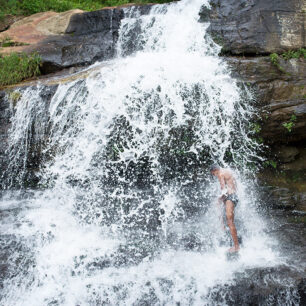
[{"left": 210, "top": 164, "right": 240, "bottom": 253}]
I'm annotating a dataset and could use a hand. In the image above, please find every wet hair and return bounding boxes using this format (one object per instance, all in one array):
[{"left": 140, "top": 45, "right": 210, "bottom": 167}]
[{"left": 209, "top": 163, "right": 220, "bottom": 172}]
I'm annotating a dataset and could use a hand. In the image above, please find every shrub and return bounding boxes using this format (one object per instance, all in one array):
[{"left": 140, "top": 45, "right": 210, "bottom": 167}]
[
  {"left": 270, "top": 53, "right": 279, "bottom": 66},
  {"left": 0, "top": 52, "right": 41, "bottom": 87},
  {"left": 270, "top": 53, "right": 286, "bottom": 73},
  {"left": 0, "top": 0, "right": 175, "bottom": 16}
]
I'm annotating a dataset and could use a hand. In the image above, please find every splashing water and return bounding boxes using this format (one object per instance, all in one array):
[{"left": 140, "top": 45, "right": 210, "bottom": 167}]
[{"left": 0, "top": 0, "right": 296, "bottom": 305}]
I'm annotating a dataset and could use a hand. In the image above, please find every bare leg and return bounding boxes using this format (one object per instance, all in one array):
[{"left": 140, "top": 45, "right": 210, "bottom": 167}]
[
  {"left": 225, "top": 200, "right": 240, "bottom": 252},
  {"left": 217, "top": 197, "right": 225, "bottom": 231}
]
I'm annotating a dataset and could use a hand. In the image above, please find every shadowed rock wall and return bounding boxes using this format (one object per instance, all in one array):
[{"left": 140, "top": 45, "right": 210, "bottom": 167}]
[{"left": 226, "top": 56, "right": 306, "bottom": 145}]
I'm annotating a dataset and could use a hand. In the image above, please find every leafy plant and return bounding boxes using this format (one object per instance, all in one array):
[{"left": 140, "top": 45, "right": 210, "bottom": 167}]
[
  {"left": 264, "top": 160, "right": 277, "bottom": 169},
  {"left": 269, "top": 53, "right": 285, "bottom": 73},
  {"left": 282, "top": 48, "right": 306, "bottom": 60},
  {"left": 282, "top": 114, "right": 297, "bottom": 132},
  {"left": 270, "top": 53, "right": 279, "bottom": 65},
  {"left": 0, "top": 52, "right": 41, "bottom": 87},
  {"left": 269, "top": 48, "right": 306, "bottom": 73}
]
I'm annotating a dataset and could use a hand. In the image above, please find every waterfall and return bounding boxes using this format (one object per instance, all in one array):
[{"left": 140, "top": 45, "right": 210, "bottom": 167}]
[{"left": 0, "top": 1, "right": 300, "bottom": 305}]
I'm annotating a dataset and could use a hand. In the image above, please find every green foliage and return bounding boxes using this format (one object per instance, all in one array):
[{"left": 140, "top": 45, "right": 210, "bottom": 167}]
[
  {"left": 269, "top": 53, "right": 286, "bottom": 73},
  {"left": 269, "top": 48, "right": 306, "bottom": 73},
  {"left": 282, "top": 114, "right": 297, "bottom": 132},
  {"left": 0, "top": 36, "right": 15, "bottom": 47},
  {"left": 282, "top": 48, "right": 306, "bottom": 60},
  {"left": 0, "top": 36, "right": 28, "bottom": 47},
  {"left": 0, "top": 52, "right": 41, "bottom": 87},
  {"left": 264, "top": 160, "right": 277, "bottom": 169},
  {"left": 250, "top": 122, "right": 261, "bottom": 134},
  {"left": 270, "top": 53, "right": 279, "bottom": 65},
  {"left": 0, "top": 0, "right": 174, "bottom": 16},
  {"left": 0, "top": 10, "right": 5, "bottom": 21},
  {"left": 8, "top": 90, "right": 22, "bottom": 106}
]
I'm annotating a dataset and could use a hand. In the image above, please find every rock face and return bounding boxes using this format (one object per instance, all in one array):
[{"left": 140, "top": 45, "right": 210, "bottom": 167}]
[
  {"left": 199, "top": 0, "right": 306, "bottom": 163},
  {"left": 209, "top": 266, "right": 305, "bottom": 305},
  {"left": 203, "top": 0, "right": 306, "bottom": 55},
  {"left": 226, "top": 56, "right": 306, "bottom": 145},
  {"left": 0, "top": 5, "right": 154, "bottom": 73},
  {"left": 200, "top": 0, "right": 306, "bottom": 201},
  {"left": 0, "top": 92, "right": 12, "bottom": 175},
  {"left": 0, "top": 85, "right": 59, "bottom": 187}
]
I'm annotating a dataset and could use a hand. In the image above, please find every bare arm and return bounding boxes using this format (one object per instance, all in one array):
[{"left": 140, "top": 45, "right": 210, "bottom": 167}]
[{"left": 218, "top": 175, "right": 226, "bottom": 195}]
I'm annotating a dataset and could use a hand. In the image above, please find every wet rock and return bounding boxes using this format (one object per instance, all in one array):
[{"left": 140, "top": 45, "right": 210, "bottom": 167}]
[
  {"left": 298, "top": 279, "right": 306, "bottom": 305},
  {"left": 257, "top": 168, "right": 306, "bottom": 208},
  {"left": 0, "top": 92, "right": 12, "bottom": 174},
  {"left": 205, "top": 0, "right": 305, "bottom": 55},
  {"left": 226, "top": 56, "right": 306, "bottom": 144},
  {"left": 0, "top": 84, "right": 59, "bottom": 188},
  {"left": 278, "top": 147, "right": 306, "bottom": 172},
  {"left": 273, "top": 146, "right": 300, "bottom": 163},
  {"left": 198, "top": 5, "right": 211, "bottom": 23},
  {"left": 210, "top": 1, "right": 306, "bottom": 149},
  {"left": 218, "top": 266, "right": 305, "bottom": 305},
  {"left": 270, "top": 187, "right": 299, "bottom": 209}
]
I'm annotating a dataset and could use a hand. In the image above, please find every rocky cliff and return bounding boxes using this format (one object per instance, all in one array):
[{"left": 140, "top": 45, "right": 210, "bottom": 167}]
[
  {"left": 204, "top": 0, "right": 305, "bottom": 55},
  {"left": 0, "top": 0, "right": 305, "bottom": 188},
  {"left": 200, "top": 0, "right": 306, "bottom": 173}
]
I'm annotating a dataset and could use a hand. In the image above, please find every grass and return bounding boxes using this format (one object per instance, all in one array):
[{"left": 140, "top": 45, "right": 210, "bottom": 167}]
[
  {"left": 0, "top": 52, "right": 41, "bottom": 87},
  {"left": 0, "top": 0, "right": 175, "bottom": 16},
  {"left": 0, "top": 35, "right": 28, "bottom": 47}
]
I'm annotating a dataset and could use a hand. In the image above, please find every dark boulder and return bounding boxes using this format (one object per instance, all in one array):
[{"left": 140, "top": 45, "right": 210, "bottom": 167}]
[
  {"left": 223, "top": 266, "right": 305, "bottom": 305},
  {"left": 0, "top": 5, "right": 156, "bottom": 73},
  {"left": 202, "top": 0, "right": 305, "bottom": 55}
]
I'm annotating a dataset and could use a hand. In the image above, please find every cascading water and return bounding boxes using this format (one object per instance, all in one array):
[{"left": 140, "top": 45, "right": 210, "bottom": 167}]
[{"left": 0, "top": 0, "right": 303, "bottom": 305}]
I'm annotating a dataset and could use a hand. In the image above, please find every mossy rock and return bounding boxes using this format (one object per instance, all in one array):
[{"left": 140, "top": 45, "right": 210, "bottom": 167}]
[{"left": 8, "top": 90, "right": 22, "bottom": 107}]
